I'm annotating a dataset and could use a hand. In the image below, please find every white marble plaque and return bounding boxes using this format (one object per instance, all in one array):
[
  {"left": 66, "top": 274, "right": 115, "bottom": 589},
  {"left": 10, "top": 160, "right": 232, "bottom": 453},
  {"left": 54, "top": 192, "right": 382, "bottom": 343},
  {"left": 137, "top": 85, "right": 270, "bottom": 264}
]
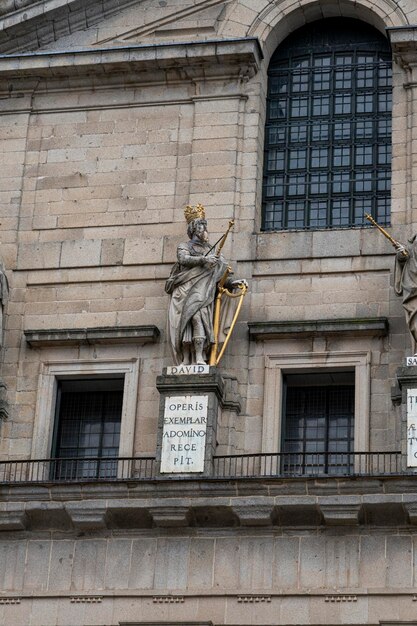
[
  {"left": 166, "top": 364, "right": 210, "bottom": 376},
  {"left": 160, "top": 395, "right": 208, "bottom": 473},
  {"left": 407, "top": 388, "right": 417, "bottom": 467},
  {"left": 406, "top": 356, "right": 417, "bottom": 366}
]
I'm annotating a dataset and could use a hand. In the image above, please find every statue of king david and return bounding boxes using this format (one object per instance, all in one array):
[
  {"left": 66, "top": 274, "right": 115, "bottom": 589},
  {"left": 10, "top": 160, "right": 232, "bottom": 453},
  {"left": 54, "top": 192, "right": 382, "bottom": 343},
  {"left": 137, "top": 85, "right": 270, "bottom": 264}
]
[{"left": 165, "top": 204, "right": 247, "bottom": 366}]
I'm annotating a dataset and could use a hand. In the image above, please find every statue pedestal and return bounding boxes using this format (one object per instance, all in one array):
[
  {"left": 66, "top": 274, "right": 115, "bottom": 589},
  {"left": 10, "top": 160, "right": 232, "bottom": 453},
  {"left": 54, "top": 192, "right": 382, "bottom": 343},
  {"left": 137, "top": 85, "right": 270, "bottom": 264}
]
[
  {"left": 396, "top": 365, "right": 417, "bottom": 469},
  {"left": 155, "top": 366, "right": 227, "bottom": 478}
]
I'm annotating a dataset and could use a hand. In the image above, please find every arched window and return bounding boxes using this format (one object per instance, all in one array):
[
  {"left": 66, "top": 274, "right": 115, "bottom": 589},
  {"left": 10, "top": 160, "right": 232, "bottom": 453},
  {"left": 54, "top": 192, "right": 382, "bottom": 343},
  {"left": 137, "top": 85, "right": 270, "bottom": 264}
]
[{"left": 262, "top": 18, "right": 392, "bottom": 231}]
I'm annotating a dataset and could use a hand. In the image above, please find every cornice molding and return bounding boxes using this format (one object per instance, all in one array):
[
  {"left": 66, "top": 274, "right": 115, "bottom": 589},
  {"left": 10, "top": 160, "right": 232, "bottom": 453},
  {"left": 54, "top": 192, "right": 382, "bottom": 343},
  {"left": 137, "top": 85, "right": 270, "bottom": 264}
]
[
  {"left": 24, "top": 325, "right": 160, "bottom": 346},
  {"left": 248, "top": 317, "right": 389, "bottom": 340},
  {"left": 0, "top": 37, "right": 262, "bottom": 80}
]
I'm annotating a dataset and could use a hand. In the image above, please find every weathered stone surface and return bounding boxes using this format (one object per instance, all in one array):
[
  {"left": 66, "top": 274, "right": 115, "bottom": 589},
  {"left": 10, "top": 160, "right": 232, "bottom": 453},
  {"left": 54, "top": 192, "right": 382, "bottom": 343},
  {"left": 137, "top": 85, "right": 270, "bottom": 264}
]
[{"left": 0, "top": 2, "right": 415, "bottom": 626}]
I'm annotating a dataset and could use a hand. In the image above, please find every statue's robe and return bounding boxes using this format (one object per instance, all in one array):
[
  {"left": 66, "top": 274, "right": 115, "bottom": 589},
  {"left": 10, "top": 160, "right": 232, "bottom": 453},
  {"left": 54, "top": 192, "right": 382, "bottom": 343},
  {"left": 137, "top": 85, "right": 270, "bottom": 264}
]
[
  {"left": 165, "top": 239, "right": 233, "bottom": 365},
  {"left": 395, "top": 240, "right": 417, "bottom": 350}
]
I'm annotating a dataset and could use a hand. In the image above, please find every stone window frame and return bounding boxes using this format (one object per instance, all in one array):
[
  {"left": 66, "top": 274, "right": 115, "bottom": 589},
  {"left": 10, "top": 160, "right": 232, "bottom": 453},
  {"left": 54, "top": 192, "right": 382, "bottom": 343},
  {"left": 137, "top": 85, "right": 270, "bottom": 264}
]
[
  {"left": 31, "top": 358, "right": 139, "bottom": 460},
  {"left": 262, "top": 351, "right": 371, "bottom": 453}
]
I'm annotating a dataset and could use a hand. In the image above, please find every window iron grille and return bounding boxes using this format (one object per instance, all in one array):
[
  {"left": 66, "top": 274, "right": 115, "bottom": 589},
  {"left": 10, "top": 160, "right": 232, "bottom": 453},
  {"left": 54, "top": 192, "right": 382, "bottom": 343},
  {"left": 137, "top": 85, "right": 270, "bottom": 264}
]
[
  {"left": 283, "top": 383, "right": 354, "bottom": 475},
  {"left": 262, "top": 18, "right": 392, "bottom": 231},
  {"left": 53, "top": 379, "right": 123, "bottom": 480}
]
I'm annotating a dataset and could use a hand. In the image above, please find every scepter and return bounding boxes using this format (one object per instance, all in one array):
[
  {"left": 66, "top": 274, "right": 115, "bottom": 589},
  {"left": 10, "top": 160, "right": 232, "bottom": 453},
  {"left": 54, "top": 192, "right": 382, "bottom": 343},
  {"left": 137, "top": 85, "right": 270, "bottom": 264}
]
[
  {"left": 204, "top": 219, "right": 235, "bottom": 257},
  {"left": 208, "top": 219, "right": 236, "bottom": 366},
  {"left": 364, "top": 213, "right": 408, "bottom": 256}
]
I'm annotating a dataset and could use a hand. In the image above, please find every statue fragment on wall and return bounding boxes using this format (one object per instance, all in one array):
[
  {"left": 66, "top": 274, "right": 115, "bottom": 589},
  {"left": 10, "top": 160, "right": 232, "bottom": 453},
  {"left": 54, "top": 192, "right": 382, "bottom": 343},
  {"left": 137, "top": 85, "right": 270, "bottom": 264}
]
[
  {"left": 165, "top": 204, "right": 247, "bottom": 366},
  {"left": 366, "top": 213, "right": 417, "bottom": 354},
  {"left": 394, "top": 237, "right": 417, "bottom": 353}
]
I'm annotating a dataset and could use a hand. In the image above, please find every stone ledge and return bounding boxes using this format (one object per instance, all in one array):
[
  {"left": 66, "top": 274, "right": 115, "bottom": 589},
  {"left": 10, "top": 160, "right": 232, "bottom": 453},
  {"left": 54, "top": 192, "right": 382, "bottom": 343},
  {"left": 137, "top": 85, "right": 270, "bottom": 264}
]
[
  {"left": 248, "top": 317, "right": 389, "bottom": 340},
  {"left": 1, "top": 488, "right": 417, "bottom": 531},
  {"left": 24, "top": 325, "right": 160, "bottom": 347},
  {"left": 0, "top": 38, "right": 262, "bottom": 79},
  {"left": 3, "top": 474, "right": 417, "bottom": 501}
]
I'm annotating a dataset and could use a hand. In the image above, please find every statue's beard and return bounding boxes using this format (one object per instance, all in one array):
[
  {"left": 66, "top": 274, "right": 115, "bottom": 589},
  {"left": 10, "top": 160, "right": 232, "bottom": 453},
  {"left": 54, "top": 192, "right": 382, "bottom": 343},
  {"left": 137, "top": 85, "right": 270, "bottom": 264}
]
[{"left": 195, "top": 231, "right": 209, "bottom": 244}]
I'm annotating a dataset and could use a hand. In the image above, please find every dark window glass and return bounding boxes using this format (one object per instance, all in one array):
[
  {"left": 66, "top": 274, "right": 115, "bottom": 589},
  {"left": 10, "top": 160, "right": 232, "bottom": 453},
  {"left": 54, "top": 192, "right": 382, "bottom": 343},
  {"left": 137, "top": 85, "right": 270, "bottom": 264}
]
[
  {"left": 311, "top": 147, "right": 328, "bottom": 168},
  {"left": 287, "top": 201, "right": 305, "bottom": 228},
  {"left": 312, "top": 121, "right": 330, "bottom": 141},
  {"left": 334, "top": 94, "right": 351, "bottom": 115},
  {"left": 333, "top": 146, "right": 350, "bottom": 167},
  {"left": 333, "top": 172, "right": 350, "bottom": 194},
  {"left": 355, "top": 171, "right": 373, "bottom": 192},
  {"left": 282, "top": 374, "right": 354, "bottom": 475},
  {"left": 53, "top": 378, "right": 124, "bottom": 479},
  {"left": 290, "top": 123, "right": 308, "bottom": 142},
  {"left": 268, "top": 149, "right": 285, "bottom": 170},
  {"left": 355, "top": 145, "right": 373, "bottom": 166},
  {"left": 332, "top": 198, "right": 350, "bottom": 226},
  {"left": 288, "top": 174, "right": 306, "bottom": 195},
  {"left": 289, "top": 148, "right": 307, "bottom": 169},
  {"left": 291, "top": 97, "right": 309, "bottom": 117},
  {"left": 311, "top": 173, "right": 328, "bottom": 195},
  {"left": 262, "top": 18, "right": 392, "bottom": 231},
  {"left": 310, "top": 200, "right": 328, "bottom": 227}
]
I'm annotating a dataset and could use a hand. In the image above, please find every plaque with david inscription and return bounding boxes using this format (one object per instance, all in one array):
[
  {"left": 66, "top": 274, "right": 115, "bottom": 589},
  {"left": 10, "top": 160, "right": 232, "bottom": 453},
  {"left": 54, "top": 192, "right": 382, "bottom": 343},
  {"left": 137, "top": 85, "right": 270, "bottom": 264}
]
[{"left": 160, "top": 395, "right": 208, "bottom": 473}]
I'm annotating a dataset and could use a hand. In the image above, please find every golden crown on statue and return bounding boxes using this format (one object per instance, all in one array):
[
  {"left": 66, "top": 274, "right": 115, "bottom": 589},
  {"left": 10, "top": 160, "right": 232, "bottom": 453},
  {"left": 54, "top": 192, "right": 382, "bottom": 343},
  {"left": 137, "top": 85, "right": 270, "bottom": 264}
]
[{"left": 184, "top": 203, "right": 206, "bottom": 223}]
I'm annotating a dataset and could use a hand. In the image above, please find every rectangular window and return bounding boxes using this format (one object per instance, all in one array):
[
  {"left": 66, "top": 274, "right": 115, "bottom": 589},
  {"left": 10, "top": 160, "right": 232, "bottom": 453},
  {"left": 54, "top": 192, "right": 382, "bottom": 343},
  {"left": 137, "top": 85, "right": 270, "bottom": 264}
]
[
  {"left": 282, "top": 371, "right": 354, "bottom": 475},
  {"left": 52, "top": 378, "right": 124, "bottom": 479}
]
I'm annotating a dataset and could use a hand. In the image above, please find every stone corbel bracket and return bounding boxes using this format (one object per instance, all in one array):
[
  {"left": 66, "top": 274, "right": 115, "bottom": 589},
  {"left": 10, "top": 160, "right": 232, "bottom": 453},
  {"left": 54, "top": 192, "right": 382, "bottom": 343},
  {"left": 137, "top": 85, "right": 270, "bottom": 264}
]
[
  {"left": 388, "top": 26, "right": 417, "bottom": 78},
  {"left": 0, "top": 503, "right": 27, "bottom": 531},
  {"left": 0, "top": 494, "right": 369, "bottom": 532}
]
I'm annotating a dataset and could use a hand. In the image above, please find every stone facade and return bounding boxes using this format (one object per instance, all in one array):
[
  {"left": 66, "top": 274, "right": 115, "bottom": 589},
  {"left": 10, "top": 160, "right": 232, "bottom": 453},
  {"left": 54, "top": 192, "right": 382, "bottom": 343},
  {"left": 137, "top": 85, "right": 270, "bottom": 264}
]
[{"left": 0, "top": 0, "right": 416, "bottom": 625}]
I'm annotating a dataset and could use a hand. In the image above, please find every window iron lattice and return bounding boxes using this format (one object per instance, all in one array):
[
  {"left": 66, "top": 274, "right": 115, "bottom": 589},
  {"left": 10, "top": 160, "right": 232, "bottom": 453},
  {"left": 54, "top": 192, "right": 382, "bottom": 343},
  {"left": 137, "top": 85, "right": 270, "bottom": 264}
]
[
  {"left": 53, "top": 382, "right": 123, "bottom": 480},
  {"left": 262, "top": 19, "right": 392, "bottom": 231},
  {"left": 283, "top": 384, "right": 355, "bottom": 475}
]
